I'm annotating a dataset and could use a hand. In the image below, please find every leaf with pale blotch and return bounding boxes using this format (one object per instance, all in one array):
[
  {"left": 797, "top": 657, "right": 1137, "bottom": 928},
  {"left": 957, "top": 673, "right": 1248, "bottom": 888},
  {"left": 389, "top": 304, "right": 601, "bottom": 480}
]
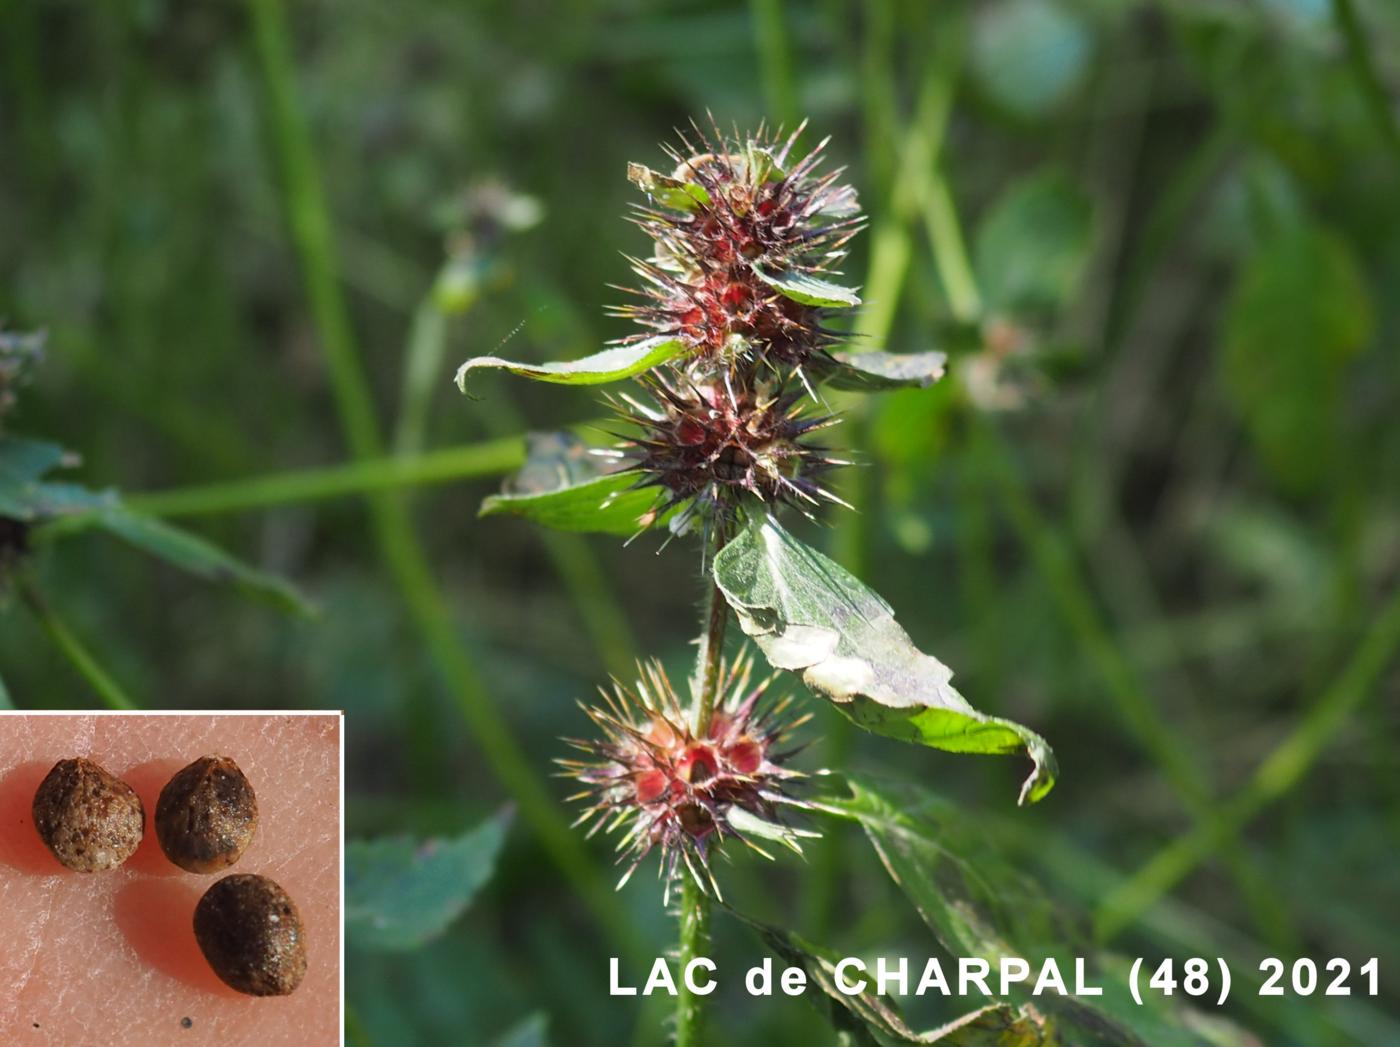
[
  {"left": 713, "top": 514, "right": 1055, "bottom": 804},
  {"left": 627, "top": 162, "right": 711, "bottom": 211},
  {"left": 753, "top": 266, "right": 861, "bottom": 308},
  {"left": 729, "top": 908, "right": 1054, "bottom": 1045},
  {"left": 480, "top": 431, "right": 667, "bottom": 536},
  {"left": 455, "top": 335, "right": 688, "bottom": 393},
  {"left": 819, "top": 350, "right": 948, "bottom": 392},
  {"left": 347, "top": 809, "right": 511, "bottom": 951}
]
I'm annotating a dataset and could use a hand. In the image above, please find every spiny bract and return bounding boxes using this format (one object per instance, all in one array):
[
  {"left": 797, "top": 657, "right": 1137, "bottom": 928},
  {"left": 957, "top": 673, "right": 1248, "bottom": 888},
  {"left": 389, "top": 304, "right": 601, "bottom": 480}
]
[{"left": 558, "top": 653, "right": 817, "bottom": 903}]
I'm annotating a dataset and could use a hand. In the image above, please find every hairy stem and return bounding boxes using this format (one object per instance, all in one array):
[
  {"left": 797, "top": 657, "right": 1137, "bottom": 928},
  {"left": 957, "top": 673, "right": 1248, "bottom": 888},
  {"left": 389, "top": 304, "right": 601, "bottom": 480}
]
[
  {"left": 17, "top": 573, "right": 139, "bottom": 710},
  {"left": 678, "top": 527, "right": 731, "bottom": 1045}
]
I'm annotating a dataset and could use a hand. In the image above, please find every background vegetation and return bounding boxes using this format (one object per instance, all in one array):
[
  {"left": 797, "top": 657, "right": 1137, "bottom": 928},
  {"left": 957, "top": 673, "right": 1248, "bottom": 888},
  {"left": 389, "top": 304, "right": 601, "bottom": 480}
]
[{"left": 3, "top": 0, "right": 1398, "bottom": 1044}]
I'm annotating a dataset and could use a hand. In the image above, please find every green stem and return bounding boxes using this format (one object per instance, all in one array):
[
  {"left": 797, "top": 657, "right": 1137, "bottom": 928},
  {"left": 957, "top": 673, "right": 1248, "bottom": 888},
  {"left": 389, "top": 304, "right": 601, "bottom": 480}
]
[
  {"left": 1096, "top": 581, "right": 1400, "bottom": 939},
  {"left": 678, "top": 529, "right": 731, "bottom": 1046},
  {"left": 247, "top": 0, "right": 644, "bottom": 963},
  {"left": 18, "top": 573, "right": 139, "bottom": 710},
  {"left": 676, "top": 874, "right": 711, "bottom": 1047},
  {"left": 124, "top": 439, "right": 525, "bottom": 518}
]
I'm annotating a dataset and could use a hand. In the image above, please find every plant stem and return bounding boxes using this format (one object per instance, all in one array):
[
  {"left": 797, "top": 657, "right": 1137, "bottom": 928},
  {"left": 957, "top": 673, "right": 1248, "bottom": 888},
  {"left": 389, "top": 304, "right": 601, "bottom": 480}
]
[
  {"left": 17, "top": 573, "right": 139, "bottom": 710},
  {"left": 677, "top": 527, "right": 731, "bottom": 1046},
  {"left": 676, "top": 874, "right": 711, "bottom": 1047}
]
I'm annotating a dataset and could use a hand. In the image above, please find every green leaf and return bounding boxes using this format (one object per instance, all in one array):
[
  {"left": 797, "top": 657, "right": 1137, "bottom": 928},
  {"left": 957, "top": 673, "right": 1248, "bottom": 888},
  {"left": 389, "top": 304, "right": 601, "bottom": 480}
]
[
  {"left": 347, "top": 809, "right": 511, "bottom": 951},
  {"left": 0, "top": 671, "right": 13, "bottom": 710},
  {"left": 975, "top": 170, "right": 1093, "bottom": 315},
  {"left": 713, "top": 514, "right": 1055, "bottom": 804},
  {"left": 729, "top": 908, "right": 1054, "bottom": 1045},
  {"left": 753, "top": 266, "right": 861, "bottom": 308},
  {"left": 82, "top": 507, "right": 311, "bottom": 615},
  {"left": 820, "top": 350, "right": 948, "bottom": 392},
  {"left": 0, "top": 437, "right": 111, "bottom": 520},
  {"left": 971, "top": 0, "right": 1092, "bottom": 120},
  {"left": 480, "top": 431, "right": 665, "bottom": 536},
  {"left": 825, "top": 776, "right": 1258, "bottom": 1047},
  {"left": 455, "top": 335, "right": 687, "bottom": 392},
  {"left": 627, "top": 162, "right": 711, "bottom": 211},
  {"left": 1222, "top": 226, "right": 1372, "bottom": 493}
]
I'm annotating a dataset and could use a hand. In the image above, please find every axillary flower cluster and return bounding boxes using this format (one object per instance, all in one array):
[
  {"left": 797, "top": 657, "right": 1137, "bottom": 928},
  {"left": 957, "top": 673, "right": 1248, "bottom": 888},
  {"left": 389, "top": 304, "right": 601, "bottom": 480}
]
[{"left": 603, "top": 122, "right": 862, "bottom": 536}]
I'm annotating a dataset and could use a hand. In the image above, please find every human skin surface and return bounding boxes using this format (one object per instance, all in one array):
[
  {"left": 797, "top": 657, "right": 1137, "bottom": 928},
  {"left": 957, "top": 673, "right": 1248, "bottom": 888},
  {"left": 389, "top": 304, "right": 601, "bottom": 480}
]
[{"left": 0, "top": 714, "right": 339, "bottom": 1045}]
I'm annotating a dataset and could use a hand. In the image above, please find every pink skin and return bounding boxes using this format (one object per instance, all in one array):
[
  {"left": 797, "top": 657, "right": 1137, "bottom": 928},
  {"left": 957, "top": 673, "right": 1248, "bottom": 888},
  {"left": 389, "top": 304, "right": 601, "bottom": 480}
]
[{"left": 0, "top": 714, "right": 340, "bottom": 1045}]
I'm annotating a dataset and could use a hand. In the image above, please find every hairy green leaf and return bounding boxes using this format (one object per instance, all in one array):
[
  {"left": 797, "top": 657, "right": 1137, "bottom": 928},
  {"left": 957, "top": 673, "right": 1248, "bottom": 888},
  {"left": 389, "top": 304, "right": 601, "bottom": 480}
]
[
  {"left": 713, "top": 514, "right": 1055, "bottom": 803},
  {"left": 821, "top": 350, "right": 948, "bottom": 392},
  {"left": 753, "top": 266, "right": 861, "bottom": 308},
  {"left": 975, "top": 170, "right": 1093, "bottom": 314},
  {"left": 480, "top": 431, "right": 662, "bottom": 536},
  {"left": 455, "top": 335, "right": 687, "bottom": 392},
  {"left": 730, "top": 909, "right": 1054, "bottom": 1045},
  {"left": 627, "top": 162, "right": 711, "bottom": 211},
  {"left": 347, "top": 808, "right": 512, "bottom": 951}
]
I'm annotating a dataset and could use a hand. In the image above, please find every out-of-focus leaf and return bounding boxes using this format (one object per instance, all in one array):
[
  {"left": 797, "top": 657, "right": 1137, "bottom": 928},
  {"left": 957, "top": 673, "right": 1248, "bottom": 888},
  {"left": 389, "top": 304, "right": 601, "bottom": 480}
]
[
  {"left": 455, "top": 335, "right": 687, "bottom": 392},
  {"left": 627, "top": 162, "right": 711, "bottom": 210},
  {"left": 1223, "top": 226, "right": 1372, "bottom": 493},
  {"left": 819, "top": 350, "right": 948, "bottom": 392},
  {"left": 347, "top": 808, "right": 512, "bottom": 952},
  {"left": 730, "top": 909, "right": 1055, "bottom": 1045},
  {"left": 82, "top": 508, "right": 311, "bottom": 615},
  {"left": 972, "top": 0, "right": 1092, "bottom": 119},
  {"left": 713, "top": 513, "right": 1056, "bottom": 804},
  {"left": 753, "top": 266, "right": 861, "bottom": 307},
  {"left": 480, "top": 431, "right": 665, "bottom": 536},
  {"left": 491, "top": 1013, "right": 551, "bottom": 1047},
  {"left": 826, "top": 776, "right": 1259, "bottom": 1047},
  {"left": 0, "top": 671, "right": 13, "bottom": 710},
  {"left": 0, "top": 437, "right": 111, "bottom": 520},
  {"left": 975, "top": 170, "right": 1093, "bottom": 315}
]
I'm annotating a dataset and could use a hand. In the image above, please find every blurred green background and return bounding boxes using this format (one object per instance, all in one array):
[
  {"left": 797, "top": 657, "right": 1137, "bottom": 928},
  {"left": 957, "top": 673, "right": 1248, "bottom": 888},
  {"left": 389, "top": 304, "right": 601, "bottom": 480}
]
[{"left": 3, "top": 0, "right": 1399, "bottom": 1044}]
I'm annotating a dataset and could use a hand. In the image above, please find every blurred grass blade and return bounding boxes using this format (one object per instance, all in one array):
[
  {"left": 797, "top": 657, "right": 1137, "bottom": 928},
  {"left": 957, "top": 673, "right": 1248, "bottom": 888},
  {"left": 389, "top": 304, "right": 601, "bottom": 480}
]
[
  {"left": 126, "top": 438, "right": 525, "bottom": 518},
  {"left": 85, "top": 508, "right": 310, "bottom": 615},
  {"left": 16, "top": 573, "right": 139, "bottom": 710},
  {"left": 347, "top": 808, "right": 511, "bottom": 951},
  {"left": 0, "top": 670, "right": 13, "bottom": 709}
]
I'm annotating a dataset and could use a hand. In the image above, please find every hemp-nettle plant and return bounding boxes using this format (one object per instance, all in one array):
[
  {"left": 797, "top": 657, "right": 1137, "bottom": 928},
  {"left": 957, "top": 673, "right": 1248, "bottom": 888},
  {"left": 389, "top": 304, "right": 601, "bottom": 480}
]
[{"left": 457, "top": 120, "right": 1058, "bottom": 1043}]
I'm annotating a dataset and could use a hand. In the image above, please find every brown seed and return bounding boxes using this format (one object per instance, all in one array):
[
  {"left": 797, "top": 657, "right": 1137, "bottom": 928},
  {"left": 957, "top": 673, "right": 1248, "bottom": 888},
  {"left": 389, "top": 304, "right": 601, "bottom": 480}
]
[
  {"left": 30, "top": 757, "right": 144, "bottom": 872},
  {"left": 194, "top": 874, "right": 308, "bottom": 997},
  {"left": 155, "top": 755, "right": 258, "bottom": 873}
]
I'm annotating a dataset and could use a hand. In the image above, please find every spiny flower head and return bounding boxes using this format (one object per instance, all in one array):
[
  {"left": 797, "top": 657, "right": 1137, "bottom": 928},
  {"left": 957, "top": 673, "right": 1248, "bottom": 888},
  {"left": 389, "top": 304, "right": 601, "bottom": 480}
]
[
  {"left": 614, "top": 120, "right": 862, "bottom": 376},
  {"left": 604, "top": 375, "right": 849, "bottom": 534},
  {"left": 558, "top": 654, "right": 816, "bottom": 902}
]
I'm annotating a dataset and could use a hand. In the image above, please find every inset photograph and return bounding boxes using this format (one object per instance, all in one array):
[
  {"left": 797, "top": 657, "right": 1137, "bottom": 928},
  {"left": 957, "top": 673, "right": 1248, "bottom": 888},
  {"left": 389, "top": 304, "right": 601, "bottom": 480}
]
[{"left": 0, "top": 712, "right": 341, "bottom": 1045}]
